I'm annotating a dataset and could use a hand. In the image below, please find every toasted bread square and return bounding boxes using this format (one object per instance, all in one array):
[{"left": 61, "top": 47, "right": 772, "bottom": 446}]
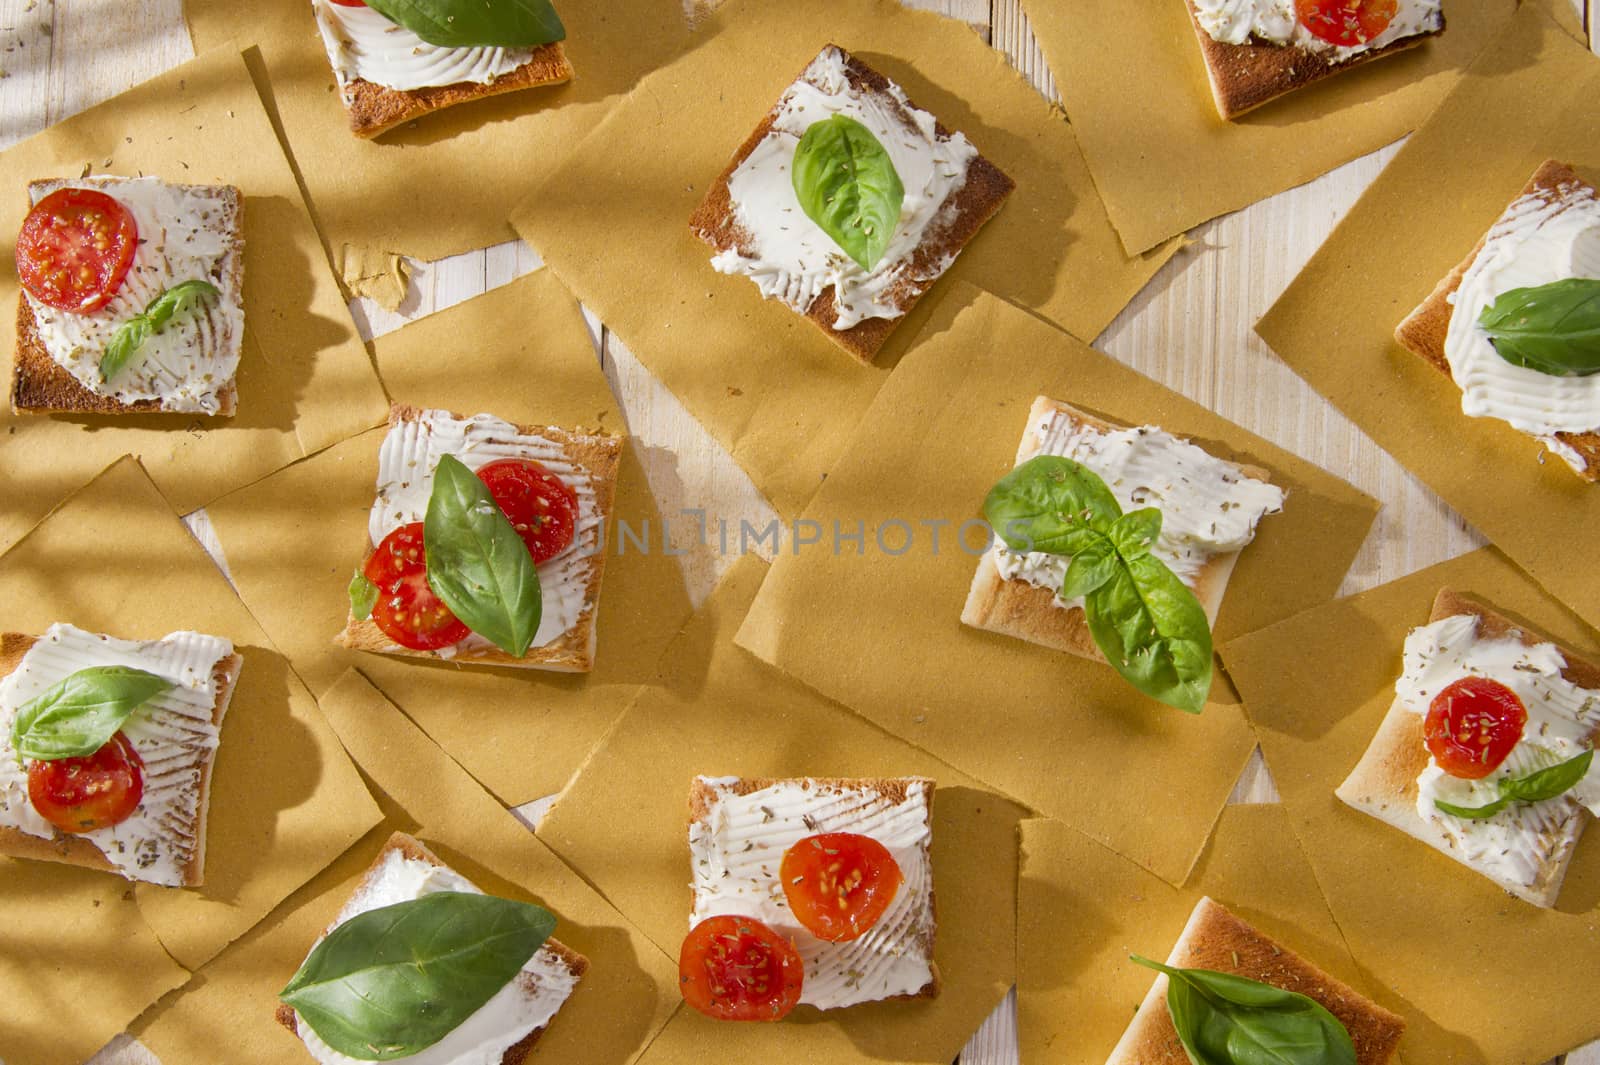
[
  {"left": 337, "top": 404, "right": 623, "bottom": 672},
  {"left": 1183, "top": 0, "right": 1446, "bottom": 120},
  {"left": 1393, "top": 160, "right": 1600, "bottom": 481},
  {"left": 690, "top": 44, "right": 1014, "bottom": 364},
  {"left": 1108, "top": 896, "right": 1405, "bottom": 1065},
  {"left": 275, "top": 831, "right": 588, "bottom": 1064},
  {"left": 961, "top": 396, "right": 1274, "bottom": 663},
  {"left": 0, "top": 628, "right": 242, "bottom": 887},
  {"left": 12, "top": 176, "right": 244, "bottom": 417},
  {"left": 687, "top": 775, "right": 940, "bottom": 1009},
  {"left": 308, "top": 1, "right": 573, "bottom": 139},
  {"left": 1337, "top": 589, "right": 1600, "bottom": 908}
]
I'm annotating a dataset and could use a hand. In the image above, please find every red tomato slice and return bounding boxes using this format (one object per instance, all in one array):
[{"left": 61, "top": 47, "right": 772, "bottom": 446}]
[
  {"left": 1424, "top": 676, "right": 1528, "bottom": 780},
  {"left": 679, "top": 915, "right": 804, "bottom": 1021},
  {"left": 15, "top": 188, "right": 139, "bottom": 313},
  {"left": 780, "top": 832, "right": 903, "bottom": 943},
  {"left": 476, "top": 459, "right": 578, "bottom": 564},
  {"left": 364, "top": 522, "right": 471, "bottom": 651},
  {"left": 27, "top": 731, "right": 144, "bottom": 834},
  {"left": 327, "top": 0, "right": 368, "bottom": 6},
  {"left": 1295, "top": 0, "right": 1398, "bottom": 47}
]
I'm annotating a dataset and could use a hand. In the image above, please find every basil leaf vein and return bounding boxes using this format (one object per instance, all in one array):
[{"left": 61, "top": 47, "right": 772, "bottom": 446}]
[
  {"left": 791, "top": 114, "right": 905, "bottom": 272},
  {"left": 1479, "top": 278, "right": 1600, "bottom": 377},
  {"left": 10, "top": 666, "right": 173, "bottom": 762},
  {"left": 1434, "top": 748, "right": 1593, "bottom": 820},
  {"left": 424, "top": 454, "right": 542, "bottom": 657},
  {"left": 363, "top": 0, "right": 565, "bottom": 49},
  {"left": 348, "top": 571, "right": 378, "bottom": 622},
  {"left": 100, "top": 279, "right": 219, "bottom": 382},
  {"left": 280, "top": 891, "right": 556, "bottom": 1061},
  {"left": 1131, "top": 955, "right": 1357, "bottom": 1065}
]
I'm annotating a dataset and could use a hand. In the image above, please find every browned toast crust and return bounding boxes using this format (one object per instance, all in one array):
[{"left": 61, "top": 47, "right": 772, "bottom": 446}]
[
  {"left": 342, "top": 44, "right": 574, "bottom": 140},
  {"left": 689, "top": 46, "right": 1014, "bottom": 364}
]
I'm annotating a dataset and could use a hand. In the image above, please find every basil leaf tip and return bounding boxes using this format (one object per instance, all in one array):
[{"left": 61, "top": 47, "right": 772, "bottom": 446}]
[
  {"left": 1434, "top": 748, "right": 1593, "bottom": 820},
  {"left": 363, "top": 0, "right": 565, "bottom": 49},
  {"left": 348, "top": 571, "right": 378, "bottom": 622},
  {"left": 792, "top": 113, "right": 905, "bottom": 272},
  {"left": 424, "top": 454, "right": 542, "bottom": 657},
  {"left": 281, "top": 891, "right": 556, "bottom": 1060},
  {"left": 10, "top": 666, "right": 173, "bottom": 762},
  {"left": 1479, "top": 277, "right": 1600, "bottom": 377},
  {"left": 100, "top": 278, "right": 220, "bottom": 382}
]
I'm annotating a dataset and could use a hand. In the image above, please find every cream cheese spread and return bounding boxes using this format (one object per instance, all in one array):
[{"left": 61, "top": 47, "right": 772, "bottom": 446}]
[
  {"left": 992, "top": 411, "right": 1285, "bottom": 609},
  {"left": 709, "top": 45, "right": 979, "bottom": 330},
  {"left": 369, "top": 410, "right": 602, "bottom": 654},
  {"left": 0, "top": 623, "right": 234, "bottom": 886},
  {"left": 1396, "top": 614, "right": 1600, "bottom": 891},
  {"left": 1193, "top": 0, "right": 1442, "bottom": 61},
  {"left": 1442, "top": 180, "right": 1600, "bottom": 473},
  {"left": 295, "top": 847, "right": 579, "bottom": 1065},
  {"left": 25, "top": 177, "right": 244, "bottom": 414},
  {"left": 689, "top": 777, "right": 936, "bottom": 1010},
  {"left": 312, "top": 1, "right": 538, "bottom": 92}
]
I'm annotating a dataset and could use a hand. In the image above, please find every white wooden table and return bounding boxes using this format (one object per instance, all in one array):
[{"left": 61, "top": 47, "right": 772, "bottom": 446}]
[{"left": 0, "top": 1, "right": 1595, "bottom": 1063}]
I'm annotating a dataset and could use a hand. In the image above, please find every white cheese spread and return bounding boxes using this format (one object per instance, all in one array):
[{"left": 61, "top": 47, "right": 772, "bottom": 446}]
[
  {"left": 1396, "top": 614, "right": 1600, "bottom": 891},
  {"left": 295, "top": 847, "right": 579, "bottom": 1065},
  {"left": 1193, "top": 0, "right": 1442, "bottom": 61},
  {"left": 688, "top": 776, "right": 936, "bottom": 1010},
  {"left": 312, "top": 1, "right": 538, "bottom": 92},
  {"left": 25, "top": 177, "right": 244, "bottom": 414},
  {"left": 1442, "top": 179, "right": 1600, "bottom": 473},
  {"left": 0, "top": 623, "right": 234, "bottom": 886},
  {"left": 709, "top": 45, "right": 979, "bottom": 330},
  {"left": 992, "top": 411, "right": 1285, "bottom": 609},
  {"left": 369, "top": 410, "right": 602, "bottom": 654}
]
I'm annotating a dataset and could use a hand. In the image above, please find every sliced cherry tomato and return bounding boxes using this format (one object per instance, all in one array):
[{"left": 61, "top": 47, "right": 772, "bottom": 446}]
[
  {"left": 679, "top": 915, "right": 804, "bottom": 1021},
  {"left": 1296, "top": 0, "right": 1399, "bottom": 47},
  {"left": 1424, "top": 676, "right": 1527, "bottom": 780},
  {"left": 476, "top": 459, "right": 578, "bottom": 564},
  {"left": 780, "top": 832, "right": 903, "bottom": 943},
  {"left": 364, "top": 521, "right": 471, "bottom": 651},
  {"left": 27, "top": 731, "right": 144, "bottom": 834},
  {"left": 327, "top": 0, "right": 368, "bottom": 6},
  {"left": 15, "top": 187, "right": 139, "bottom": 313}
]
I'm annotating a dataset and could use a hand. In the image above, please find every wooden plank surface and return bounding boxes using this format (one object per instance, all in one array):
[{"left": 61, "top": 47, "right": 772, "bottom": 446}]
[{"left": 0, "top": 0, "right": 1592, "bottom": 1062}]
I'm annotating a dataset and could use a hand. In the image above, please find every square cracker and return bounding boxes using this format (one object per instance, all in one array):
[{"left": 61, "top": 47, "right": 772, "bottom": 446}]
[
  {"left": 1393, "top": 159, "right": 1600, "bottom": 481},
  {"left": 337, "top": 403, "right": 623, "bottom": 673},
  {"left": 689, "top": 44, "right": 1014, "bottom": 365},
  {"left": 1336, "top": 588, "right": 1600, "bottom": 908},
  {"left": 1183, "top": 0, "right": 1446, "bottom": 120},
  {"left": 960, "top": 395, "right": 1273, "bottom": 663}
]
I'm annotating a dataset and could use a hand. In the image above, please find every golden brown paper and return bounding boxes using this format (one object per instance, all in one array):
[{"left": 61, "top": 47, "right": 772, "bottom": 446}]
[
  {"left": 1257, "top": 5, "right": 1600, "bottom": 632},
  {"left": 1024, "top": 0, "right": 1520, "bottom": 255},
  {"left": 538, "top": 554, "right": 1026, "bottom": 1065},
  {"left": 1218, "top": 547, "right": 1600, "bottom": 1065},
  {"left": 0, "top": 48, "right": 388, "bottom": 553},
  {"left": 135, "top": 669, "right": 680, "bottom": 1065},
  {"left": 185, "top": 0, "right": 694, "bottom": 264},
  {"left": 733, "top": 284, "right": 1377, "bottom": 884},
  {"left": 0, "top": 456, "right": 381, "bottom": 1062},
  {"left": 339, "top": 244, "right": 410, "bottom": 313},
  {"left": 203, "top": 271, "right": 692, "bottom": 803},
  {"left": 510, "top": 0, "right": 1177, "bottom": 519},
  {"left": 1019, "top": 808, "right": 1385, "bottom": 1065}
]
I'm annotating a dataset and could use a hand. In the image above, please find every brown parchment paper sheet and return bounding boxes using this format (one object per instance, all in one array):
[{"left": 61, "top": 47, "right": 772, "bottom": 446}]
[
  {"left": 510, "top": 0, "right": 1178, "bottom": 520},
  {"left": 0, "top": 48, "right": 388, "bottom": 553},
  {"left": 1218, "top": 547, "right": 1600, "bottom": 1065},
  {"left": 135, "top": 669, "right": 680, "bottom": 1065},
  {"left": 537, "top": 554, "right": 1025, "bottom": 1065},
  {"left": 1257, "top": 5, "right": 1600, "bottom": 632},
  {"left": 733, "top": 284, "right": 1377, "bottom": 885},
  {"left": 185, "top": 0, "right": 693, "bottom": 264},
  {"left": 203, "top": 271, "right": 693, "bottom": 804},
  {"left": 0, "top": 457, "right": 381, "bottom": 1063},
  {"left": 1019, "top": 807, "right": 1389, "bottom": 1065},
  {"left": 1023, "top": 0, "right": 1521, "bottom": 256}
]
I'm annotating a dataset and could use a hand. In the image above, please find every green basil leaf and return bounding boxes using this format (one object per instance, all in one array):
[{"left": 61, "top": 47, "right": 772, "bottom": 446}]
[
  {"left": 1431, "top": 796, "right": 1511, "bottom": 821},
  {"left": 983, "top": 455, "right": 1124, "bottom": 555},
  {"left": 1501, "top": 748, "right": 1593, "bottom": 803},
  {"left": 1131, "top": 955, "right": 1357, "bottom": 1065},
  {"left": 1108, "top": 507, "right": 1162, "bottom": 561},
  {"left": 10, "top": 666, "right": 173, "bottom": 762},
  {"left": 1086, "top": 550, "right": 1213, "bottom": 714},
  {"left": 99, "top": 279, "right": 219, "bottom": 382},
  {"left": 791, "top": 114, "right": 905, "bottom": 272},
  {"left": 363, "top": 0, "right": 565, "bottom": 49},
  {"left": 348, "top": 571, "right": 378, "bottom": 622},
  {"left": 1059, "top": 539, "right": 1118, "bottom": 599},
  {"left": 280, "top": 891, "right": 556, "bottom": 1061},
  {"left": 424, "top": 454, "right": 542, "bottom": 656},
  {"left": 1479, "top": 278, "right": 1600, "bottom": 376},
  {"left": 100, "top": 315, "right": 154, "bottom": 382}
]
